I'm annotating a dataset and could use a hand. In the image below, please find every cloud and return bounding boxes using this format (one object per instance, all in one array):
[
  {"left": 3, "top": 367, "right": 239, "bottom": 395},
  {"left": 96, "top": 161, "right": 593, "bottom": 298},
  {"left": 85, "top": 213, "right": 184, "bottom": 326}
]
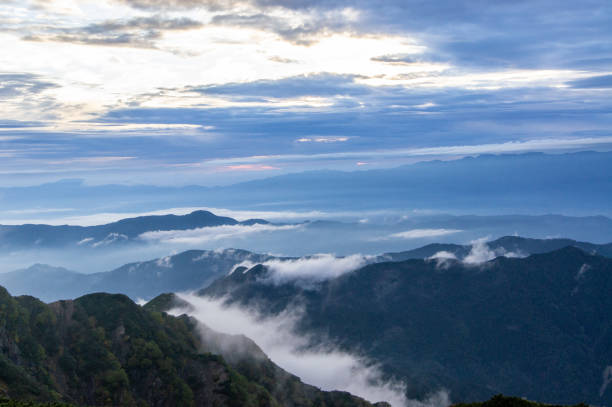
[
  {"left": 371, "top": 53, "right": 442, "bottom": 66},
  {"left": 0, "top": 73, "right": 57, "bottom": 98},
  {"left": 296, "top": 136, "right": 349, "bottom": 143},
  {"left": 2, "top": 0, "right": 612, "bottom": 188},
  {"left": 114, "top": 0, "right": 239, "bottom": 11},
  {"left": 462, "top": 237, "right": 523, "bottom": 264},
  {"left": 222, "top": 164, "right": 280, "bottom": 171},
  {"left": 234, "top": 253, "right": 370, "bottom": 284},
  {"left": 210, "top": 10, "right": 355, "bottom": 45},
  {"left": 23, "top": 16, "right": 203, "bottom": 48},
  {"left": 91, "top": 232, "right": 128, "bottom": 247},
  {"left": 373, "top": 229, "right": 462, "bottom": 241},
  {"left": 138, "top": 223, "right": 301, "bottom": 245},
  {"left": 186, "top": 73, "right": 368, "bottom": 100},
  {"left": 171, "top": 293, "right": 449, "bottom": 407},
  {"left": 427, "top": 251, "right": 458, "bottom": 269},
  {"left": 268, "top": 55, "right": 299, "bottom": 64}
]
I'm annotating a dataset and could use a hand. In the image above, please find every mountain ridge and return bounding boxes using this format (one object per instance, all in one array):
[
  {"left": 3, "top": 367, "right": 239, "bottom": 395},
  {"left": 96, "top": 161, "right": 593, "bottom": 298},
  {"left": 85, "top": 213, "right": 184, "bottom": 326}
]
[
  {"left": 2, "top": 236, "right": 611, "bottom": 303},
  {"left": 0, "top": 210, "right": 269, "bottom": 250},
  {"left": 188, "top": 246, "right": 612, "bottom": 406}
]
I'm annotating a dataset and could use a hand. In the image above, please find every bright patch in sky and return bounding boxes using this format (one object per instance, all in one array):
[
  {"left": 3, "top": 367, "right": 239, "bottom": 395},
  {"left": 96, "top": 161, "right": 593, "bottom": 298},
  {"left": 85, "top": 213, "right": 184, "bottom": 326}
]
[{"left": 0, "top": 0, "right": 611, "bottom": 185}]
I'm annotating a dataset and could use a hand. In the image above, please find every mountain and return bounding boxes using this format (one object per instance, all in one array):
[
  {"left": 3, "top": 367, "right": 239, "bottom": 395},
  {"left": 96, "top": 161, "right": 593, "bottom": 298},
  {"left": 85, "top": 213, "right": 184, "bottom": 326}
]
[
  {"left": 203, "top": 151, "right": 612, "bottom": 214},
  {"left": 379, "top": 236, "right": 612, "bottom": 262},
  {"left": 0, "top": 285, "right": 386, "bottom": 407},
  {"left": 0, "top": 249, "right": 276, "bottom": 302},
  {"left": 190, "top": 247, "right": 612, "bottom": 406},
  {"left": 1, "top": 152, "right": 611, "bottom": 219},
  {"left": 4, "top": 236, "right": 611, "bottom": 303},
  {"left": 0, "top": 264, "right": 90, "bottom": 302},
  {"left": 0, "top": 210, "right": 268, "bottom": 250}
]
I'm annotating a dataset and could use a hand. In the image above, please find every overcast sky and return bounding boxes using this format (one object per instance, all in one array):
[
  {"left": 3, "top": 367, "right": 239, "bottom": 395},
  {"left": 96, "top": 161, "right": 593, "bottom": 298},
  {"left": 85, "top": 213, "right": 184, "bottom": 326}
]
[{"left": 1, "top": 0, "right": 611, "bottom": 186}]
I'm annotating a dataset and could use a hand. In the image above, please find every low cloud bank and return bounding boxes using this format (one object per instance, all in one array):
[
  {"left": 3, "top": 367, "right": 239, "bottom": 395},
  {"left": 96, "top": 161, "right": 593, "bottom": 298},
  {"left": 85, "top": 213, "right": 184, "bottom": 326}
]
[
  {"left": 232, "top": 254, "right": 370, "bottom": 284},
  {"left": 171, "top": 293, "right": 448, "bottom": 407},
  {"left": 374, "top": 228, "right": 462, "bottom": 241},
  {"left": 429, "top": 238, "right": 524, "bottom": 266},
  {"left": 138, "top": 223, "right": 301, "bottom": 244}
]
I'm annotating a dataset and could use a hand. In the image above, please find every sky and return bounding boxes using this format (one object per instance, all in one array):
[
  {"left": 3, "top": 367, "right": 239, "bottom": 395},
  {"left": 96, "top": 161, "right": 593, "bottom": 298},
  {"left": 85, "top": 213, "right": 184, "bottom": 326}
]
[{"left": 1, "top": 0, "right": 611, "bottom": 186}]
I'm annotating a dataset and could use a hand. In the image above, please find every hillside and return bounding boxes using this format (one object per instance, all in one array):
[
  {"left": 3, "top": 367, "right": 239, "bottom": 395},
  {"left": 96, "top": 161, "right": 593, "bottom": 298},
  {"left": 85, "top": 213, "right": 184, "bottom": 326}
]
[
  {"left": 193, "top": 247, "right": 612, "bottom": 405},
  {"left": 0, "top": 249, "right": 276, "bottom": 302},
  {"left": 0, "top": 286, "right": 386, "bottom": 407}
]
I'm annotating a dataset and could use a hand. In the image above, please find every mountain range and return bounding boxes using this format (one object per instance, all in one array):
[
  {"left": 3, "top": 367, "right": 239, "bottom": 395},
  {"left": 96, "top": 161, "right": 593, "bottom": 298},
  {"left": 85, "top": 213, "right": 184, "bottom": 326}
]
[
  {"left": 0, "top": 210, "right": 268, "bottom": 250},
  {"left": 159, "top": 246, "right": 612, "bottom": 406},
  {"left": 2, "top": 236, "right": 611, "bottom": 303},
  {"left": 1, "top": 152, "right": 611, "bottom": 217},
  {"left": 0, "top": 249, "right": 276, "bottom": 302}
]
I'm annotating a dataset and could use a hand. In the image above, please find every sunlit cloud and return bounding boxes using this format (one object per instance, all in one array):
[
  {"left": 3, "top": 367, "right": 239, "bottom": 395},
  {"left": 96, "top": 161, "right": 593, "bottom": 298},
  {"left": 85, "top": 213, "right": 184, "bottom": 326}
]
[{"left": 222, "top": 164, "right": 280, "bottom": 171}]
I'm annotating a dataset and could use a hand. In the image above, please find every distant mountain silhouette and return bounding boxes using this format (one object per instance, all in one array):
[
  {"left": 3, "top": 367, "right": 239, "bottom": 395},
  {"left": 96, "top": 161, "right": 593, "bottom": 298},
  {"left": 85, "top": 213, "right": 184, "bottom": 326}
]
[
  {"left": 0, "top": 249, "right": 276, "bottom": 302},
  {"left": 1, "top": 152, "right": 611, "bottom": 218},
  {"left": 2, "top": 236, "right": 610, "bottom": 303},
  {"left": 0, "top": 210, "right": 268, "bottom": 249}
]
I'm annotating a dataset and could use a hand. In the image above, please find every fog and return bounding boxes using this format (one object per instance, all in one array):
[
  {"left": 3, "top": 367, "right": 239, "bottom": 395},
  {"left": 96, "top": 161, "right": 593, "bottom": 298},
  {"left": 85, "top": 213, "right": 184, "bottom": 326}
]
[{"left": 170, "top": 293, "right": 449, "bottom": 407}]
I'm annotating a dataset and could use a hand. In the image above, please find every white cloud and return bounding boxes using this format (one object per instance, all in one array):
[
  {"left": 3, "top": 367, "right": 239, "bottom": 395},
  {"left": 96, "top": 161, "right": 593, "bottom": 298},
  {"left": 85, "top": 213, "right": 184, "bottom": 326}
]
[
  {"left": 375, "top": 228, "right": 462, "bottom": 240},
  {"left": 462, "top": 237, "right": 524, "bottom": 265},
  {"left": 91, "top": 232, "right": 128, "bottom": 247},
  {"left": 296, "top": 136, "right": 349, "bottom": 143},
  {"left": 261, "top": 254, "right": 369, "bottom": 284},
  {"left": 427, "top": 250, "right": 458, "bottom": 269},
  {"left": 155, "top": 255, "right": 173, "bottom": 268},
  {"left": 138, "top": 223, "right": 301, "bottom": 244},
  {"left": 171, "top": 293, "right": 449, "bottom": 407},
  {"left": 76, "top": 237, "right": 94, "bottom": 245}
]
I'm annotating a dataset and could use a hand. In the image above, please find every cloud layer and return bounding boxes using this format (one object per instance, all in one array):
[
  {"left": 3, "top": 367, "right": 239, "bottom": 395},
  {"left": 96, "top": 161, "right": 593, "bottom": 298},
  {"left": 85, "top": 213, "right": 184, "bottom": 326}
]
[
  {"left": 171, "top": 293, "right": 449, "bottom": 407},
  {"left": 139, "top": 223, "right": 301, "bottom": 245},
  {"left": 233, "top": 253, "right": 370, "bottom": 284}
]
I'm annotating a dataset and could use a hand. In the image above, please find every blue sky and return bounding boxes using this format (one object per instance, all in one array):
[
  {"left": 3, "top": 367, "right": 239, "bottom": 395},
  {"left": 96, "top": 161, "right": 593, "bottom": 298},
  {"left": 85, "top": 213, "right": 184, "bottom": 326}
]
[{"left": 0, "top": 0, "right": 611, "bottom": 186}]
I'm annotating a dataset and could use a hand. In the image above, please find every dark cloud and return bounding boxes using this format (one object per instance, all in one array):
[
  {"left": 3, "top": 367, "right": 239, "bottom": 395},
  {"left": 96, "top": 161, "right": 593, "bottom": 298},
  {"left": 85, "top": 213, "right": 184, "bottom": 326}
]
[
  {"left": 114, "top": 0, "right": 241, "bottom": 11},
  {"left": 97, "top": 82, "right": 612, "bottom": 159},
  {"left": 370, "top": 53, "right": 446, "bottom": 66},
  {"left": 0, "top": 120, "right": 44, "bottom": 129},
  {"left": 83, "top": 16, "right": 203, "bottom": 33},
  {"left": 112, "top": 0, "right": 612, "bottom": 71},
  {"left": 568, "top": 75, "right": 612, "bottom": 89},
  {"left": 23, "top": 16, "right": 202, "bottom": 48},
  {"left": 0, "top": 73, "right": 57, "bottom": 98},
  {"left": 210, "top": 12, "right": 351, "bottom": 45},
  {"left": 185, "top": 73, "right": 370, "bottom": 99}
]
